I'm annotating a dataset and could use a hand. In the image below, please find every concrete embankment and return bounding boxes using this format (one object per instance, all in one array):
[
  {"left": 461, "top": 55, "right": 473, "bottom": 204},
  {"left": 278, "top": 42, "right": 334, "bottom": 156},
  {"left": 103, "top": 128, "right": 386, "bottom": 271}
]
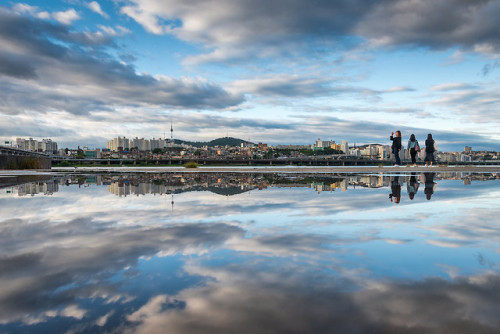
[
  {"left": 0, "top": 155, "right": 52, "bottom": 170},
  {"left": 33, "top": 165, "right": 500, "bottom": 174}
]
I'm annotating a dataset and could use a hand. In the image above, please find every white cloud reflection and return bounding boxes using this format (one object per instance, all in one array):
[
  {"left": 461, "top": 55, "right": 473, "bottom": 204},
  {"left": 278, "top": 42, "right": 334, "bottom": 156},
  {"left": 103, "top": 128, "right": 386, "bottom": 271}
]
[
  {"left": 0, "top": 175, "right": 499, "bottom": 331},
  {"left": 122, "top": 262, "right": 500, "bottom": 334}
]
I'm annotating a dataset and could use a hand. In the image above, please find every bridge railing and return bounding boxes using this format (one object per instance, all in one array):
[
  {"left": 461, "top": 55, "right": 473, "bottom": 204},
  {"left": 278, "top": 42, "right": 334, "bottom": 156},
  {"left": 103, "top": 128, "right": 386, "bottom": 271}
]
[{"left": 0, "top": 146, "right": 49, "bottom": 157}]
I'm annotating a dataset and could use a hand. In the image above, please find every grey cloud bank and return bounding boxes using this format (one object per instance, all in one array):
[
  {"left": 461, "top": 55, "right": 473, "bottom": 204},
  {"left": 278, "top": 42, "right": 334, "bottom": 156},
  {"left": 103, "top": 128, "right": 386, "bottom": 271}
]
[
  {"left": 0, "top": 7, "right": 243, "bottom": 115},
  {"left": 123, "top": 0, "right": 500, "bottom": 59}
]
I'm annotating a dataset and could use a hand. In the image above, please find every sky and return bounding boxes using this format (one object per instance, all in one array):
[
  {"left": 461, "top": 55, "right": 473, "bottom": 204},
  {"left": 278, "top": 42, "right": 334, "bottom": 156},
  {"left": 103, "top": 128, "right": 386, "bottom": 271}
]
[{"left": 0, "top": 0, "right": 499, "bottom": 151}]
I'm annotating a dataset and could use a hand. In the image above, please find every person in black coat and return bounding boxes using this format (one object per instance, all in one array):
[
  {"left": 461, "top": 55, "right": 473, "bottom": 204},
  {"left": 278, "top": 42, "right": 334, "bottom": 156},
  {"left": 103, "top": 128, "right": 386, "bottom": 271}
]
[
  {"left": 424, "top": 133, "right": 436, "bottom": 167},
  {"left": 390, "top": 130, "right": 402, "bottom": 166}
]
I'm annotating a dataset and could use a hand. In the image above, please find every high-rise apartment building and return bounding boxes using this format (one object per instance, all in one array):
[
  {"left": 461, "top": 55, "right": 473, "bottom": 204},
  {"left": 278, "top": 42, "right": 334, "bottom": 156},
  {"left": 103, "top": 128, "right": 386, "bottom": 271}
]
[
  {"left": 15, "top": 137, "right": 58, "bottom": 153},
  {"left": 341, "top": 140, "right": 349, "bottom": 154},
  {"left": 106, "top": 137, "right": 130, "bottom": 151},
  {"left": 106, "top": 137, "right": 168, "bottom": 152},
  {"left": 41, "top": 139, "right": 57, "bottom": 153},
  {"left": 314, "top": 138, "right": 336, "bottom": 148}
]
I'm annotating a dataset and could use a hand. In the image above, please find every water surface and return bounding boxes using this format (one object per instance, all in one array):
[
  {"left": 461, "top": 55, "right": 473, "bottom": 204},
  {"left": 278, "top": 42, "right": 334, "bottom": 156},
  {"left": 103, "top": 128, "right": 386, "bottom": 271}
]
[{"left": 1, "top": 172, "right": 499, "bottom": 333}]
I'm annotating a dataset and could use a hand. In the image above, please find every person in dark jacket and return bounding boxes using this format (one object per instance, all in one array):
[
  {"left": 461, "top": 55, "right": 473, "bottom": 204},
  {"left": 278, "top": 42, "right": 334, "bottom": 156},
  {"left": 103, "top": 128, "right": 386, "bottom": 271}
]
[
  {"left": 390, "top": 130, "right": 402, "bottom": 166},
  {"left": 424, "top": 133, "right": 436, "bottom": 167}
]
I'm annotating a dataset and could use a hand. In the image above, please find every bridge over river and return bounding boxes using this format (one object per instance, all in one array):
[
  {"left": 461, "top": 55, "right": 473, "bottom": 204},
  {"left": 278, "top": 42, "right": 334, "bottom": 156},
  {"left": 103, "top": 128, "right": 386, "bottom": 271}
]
[
  {"left": 4, "top": 150, "right": 499, "bottom": 170},
  {"left": 52, "top": 156, "right": 388, "bottom": 167},
  {"left": 51, "top": 156, "right": 500, "bottom": 167},
  {"left": 0, "top": 147, "right": 52, "bottom": 169}
]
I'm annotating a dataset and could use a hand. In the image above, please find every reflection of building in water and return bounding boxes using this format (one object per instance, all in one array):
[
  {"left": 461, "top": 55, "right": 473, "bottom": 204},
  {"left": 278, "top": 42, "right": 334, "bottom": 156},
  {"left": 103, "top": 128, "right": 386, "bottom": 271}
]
[
  {"left": 345, "top": 175, "right": 390, "bottom": 189},
  {"left": 311, "top": 180, "right": 346, "bottom": 193},
  {"left": 107, "top": 182, "right": 125, "bottom": 197},
  {"left": 341, "top": 179, "right": 348, "bottom": 192},
  {"left": 98, "top": 172, "right": 496, "bottom": 197},
  {"left": 107, "top": 181, "right": 171, "bottom": 197},
  {"left": 18, "top": 181, "right": 59, "bottom": 196},
  {"left": 135, "top": 182, "right": 162, "bottom": 196},
  {"left": 104, "top": 174, "right": 262, "bottom": 197},
  {"left": 3, "top": 172, "right": 500, "bottom": 197},
  {"left": 84, "top": 176, "right": 102, "bottom": 186}
]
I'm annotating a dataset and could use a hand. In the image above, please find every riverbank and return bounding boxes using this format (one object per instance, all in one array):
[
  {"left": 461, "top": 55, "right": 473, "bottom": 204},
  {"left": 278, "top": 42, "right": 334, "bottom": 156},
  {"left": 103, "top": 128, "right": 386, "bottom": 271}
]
[{"left": 1, "top": 165, "right": 500, "bottom": 176}]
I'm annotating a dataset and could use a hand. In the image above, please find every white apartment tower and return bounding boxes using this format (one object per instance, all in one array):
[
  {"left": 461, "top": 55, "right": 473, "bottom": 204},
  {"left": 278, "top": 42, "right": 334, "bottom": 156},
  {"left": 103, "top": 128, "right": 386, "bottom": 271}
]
[{"left": 341, "top": 140, "right": 349, "bottom": 154}]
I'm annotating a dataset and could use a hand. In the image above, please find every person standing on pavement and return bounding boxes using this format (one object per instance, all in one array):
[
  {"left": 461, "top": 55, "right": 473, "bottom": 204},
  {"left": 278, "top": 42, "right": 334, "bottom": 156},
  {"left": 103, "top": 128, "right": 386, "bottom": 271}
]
[
  {"left": 424, "top": 133, "right": 436, "bottom": 167},
  {"left": 390, "top": 130, "right": 402, "bottom": 166},
  {"left": 407, "top": 134, "right": 420, "bottom": 166}
]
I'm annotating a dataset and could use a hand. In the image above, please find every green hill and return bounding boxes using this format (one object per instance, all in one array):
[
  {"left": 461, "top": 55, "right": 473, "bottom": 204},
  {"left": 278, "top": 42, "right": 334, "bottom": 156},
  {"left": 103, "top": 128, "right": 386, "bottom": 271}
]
[{"left": 174, "top": 137, "right": 253, "bottom": 148}]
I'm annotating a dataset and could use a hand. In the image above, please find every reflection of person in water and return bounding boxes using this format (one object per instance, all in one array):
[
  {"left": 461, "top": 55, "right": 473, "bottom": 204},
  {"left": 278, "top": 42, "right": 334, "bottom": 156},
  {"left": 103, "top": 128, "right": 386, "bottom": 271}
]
[
  {"left": 389, "top": 175, "right": 401, "bottom": 203},
  {"left": 407, "top": 173, "right": 419, "bottom": 200},
  {"left": 421, "top": 172, "right": 436, "bottom": 200}
]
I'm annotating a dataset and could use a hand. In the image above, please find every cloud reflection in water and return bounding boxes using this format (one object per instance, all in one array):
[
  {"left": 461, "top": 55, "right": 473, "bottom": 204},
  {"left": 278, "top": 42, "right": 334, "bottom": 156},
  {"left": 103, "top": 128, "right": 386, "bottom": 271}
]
[{"left": 0, "top": 172, "right": 499, "bottom": 333}]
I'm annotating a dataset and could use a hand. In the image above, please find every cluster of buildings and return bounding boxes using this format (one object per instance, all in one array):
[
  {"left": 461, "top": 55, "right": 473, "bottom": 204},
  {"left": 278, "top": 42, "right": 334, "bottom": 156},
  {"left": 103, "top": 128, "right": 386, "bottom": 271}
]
[
  {"left": 312, "top": 138, "right": 349, "bottom": 154},
  {"left": 10, "top": 138, "right": 58, "bottom": 154},
  {"left": 74, "top": 136, "right": 500, "bottom": 162},
  {"left": 3, "top": 136, "right": 499, "bottom": 163},
  {"left": 106, "top": 137, "right": 176, "bottom": 152},
  {"left": 103, "top": 136, "right": 268, "bottom": 160}
]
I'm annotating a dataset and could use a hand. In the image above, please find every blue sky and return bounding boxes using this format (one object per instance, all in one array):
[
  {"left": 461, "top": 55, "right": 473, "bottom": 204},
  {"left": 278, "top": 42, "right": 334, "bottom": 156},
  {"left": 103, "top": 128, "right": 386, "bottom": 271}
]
[{"left": 0, "top": 0, "right": 499, "bottom": 150}]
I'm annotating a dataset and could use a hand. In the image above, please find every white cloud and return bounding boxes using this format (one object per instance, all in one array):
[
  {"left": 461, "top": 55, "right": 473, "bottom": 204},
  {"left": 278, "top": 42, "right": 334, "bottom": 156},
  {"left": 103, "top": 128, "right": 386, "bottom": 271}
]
[
  {"left": 52, "top": 8, "right": 80, "bottom": 25},
  {"left": 98, "top": 25, "right": 131, "bottom": 36},
  {"left": 95, "top": 311, "right": 114, "bottom": 327},
  {"left": 60, "top": 305, "right": 87, "bottom": 320},
  {"left": 428, "top": 85, "right": 500, "bottom": 123},
  {"left": 382, "top": 86, "right": 415, "bottom": 93},
  {"left": 12, "top": 3, "right": 50, "bottom": 20},
  {"left": 87, "top": 1, "right": 109, "bottom": 19},
  {"left": 19, "top": 305, "right": 87, "bottom": 325},
  {"left": 443, "top": 50, "right": 466, "bottom": 65},
  {"left": 430, "top": 83, "right": 477, "bottom": 91},
  {"left": 127, "top": 295, "right": 168, "bottom": 322},
  {"left": 11, "top": 4, "right": 80, "bottom": 25},
  {"left": 36, "top": 11, "right": 50, "bottom": 19},
  {"left": 121, "top": 262, "right": 500, "bottom": 334},
  {"left": 120, "top": 5, "right": 165, "bottom": 34},
  {"left": 12, "top": 3, "right": 39, "bottom": 15},
  {"left": 228, "top": 74, "right": 335, "bottom": 98}
]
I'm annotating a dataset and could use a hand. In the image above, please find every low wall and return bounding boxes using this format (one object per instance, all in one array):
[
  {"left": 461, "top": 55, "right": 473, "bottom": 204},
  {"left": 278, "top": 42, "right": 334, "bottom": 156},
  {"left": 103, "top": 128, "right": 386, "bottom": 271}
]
[{"left": 0, "top": 155, "right": 52, "bottom": 169}]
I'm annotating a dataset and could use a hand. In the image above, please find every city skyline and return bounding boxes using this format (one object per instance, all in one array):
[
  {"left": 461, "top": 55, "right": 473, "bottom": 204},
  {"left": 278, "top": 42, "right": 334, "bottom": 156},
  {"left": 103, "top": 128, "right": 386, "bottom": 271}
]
[
  {"left": 1, "top": 1, "right": 500, "bottom": 151},
  {"left": 5, "top": 134, "right": 496, "bottom": 154}
]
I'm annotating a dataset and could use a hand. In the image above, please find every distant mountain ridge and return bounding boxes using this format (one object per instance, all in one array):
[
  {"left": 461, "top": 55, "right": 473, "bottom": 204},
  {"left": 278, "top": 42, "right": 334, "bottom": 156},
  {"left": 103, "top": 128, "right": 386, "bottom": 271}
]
[{"left": 174, "top": 137, "right": 253, "bottom": 148}]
